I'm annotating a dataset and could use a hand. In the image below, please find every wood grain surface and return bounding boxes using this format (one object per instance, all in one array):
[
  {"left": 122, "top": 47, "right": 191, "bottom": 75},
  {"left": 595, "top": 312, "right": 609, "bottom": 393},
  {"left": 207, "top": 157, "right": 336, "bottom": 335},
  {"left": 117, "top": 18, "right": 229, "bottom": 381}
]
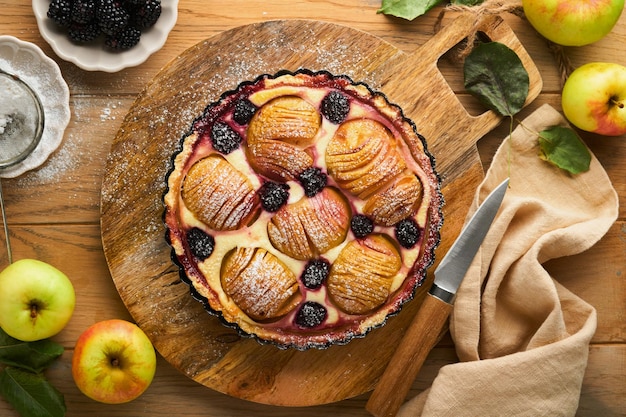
[
  {"left": 0, "top": 1, "right": 624, "bottom": 416},
  {"left": 100, "top": 15, "right": 539, "bottom": 406},
  {"left": 366, "top": 293, "right": 453, "bottom": 417}
]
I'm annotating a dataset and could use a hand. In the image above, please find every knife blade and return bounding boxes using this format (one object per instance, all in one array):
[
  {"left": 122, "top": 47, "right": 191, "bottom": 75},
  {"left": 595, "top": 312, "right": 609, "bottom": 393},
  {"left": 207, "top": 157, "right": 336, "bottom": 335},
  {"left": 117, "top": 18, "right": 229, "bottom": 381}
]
[
  {"left": 366, "top": 178, "right": 509, "bottom": 417},
  {"left": 429, "top": 177, "right": 509, "bottom": 304}
]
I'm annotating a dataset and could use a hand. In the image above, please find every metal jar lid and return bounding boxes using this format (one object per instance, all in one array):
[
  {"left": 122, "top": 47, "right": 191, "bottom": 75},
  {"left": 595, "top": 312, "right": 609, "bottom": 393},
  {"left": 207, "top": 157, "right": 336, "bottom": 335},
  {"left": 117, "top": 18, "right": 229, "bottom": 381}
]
[{"left": 0, "top": 68, "right": 45, "bottom": 169}]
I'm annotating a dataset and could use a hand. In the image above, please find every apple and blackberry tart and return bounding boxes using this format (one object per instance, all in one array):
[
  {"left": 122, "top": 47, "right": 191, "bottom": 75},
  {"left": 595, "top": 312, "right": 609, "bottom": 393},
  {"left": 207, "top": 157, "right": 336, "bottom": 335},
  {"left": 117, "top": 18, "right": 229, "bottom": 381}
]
[{"left": 164, "top": 70, "right": 443, "bottom": 350}]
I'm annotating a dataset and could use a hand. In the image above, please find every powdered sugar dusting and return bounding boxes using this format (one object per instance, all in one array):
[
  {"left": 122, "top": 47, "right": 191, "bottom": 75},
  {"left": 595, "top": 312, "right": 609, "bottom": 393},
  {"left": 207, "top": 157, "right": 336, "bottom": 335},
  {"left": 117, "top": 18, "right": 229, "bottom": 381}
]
[{"left": 16, "top": 95, "right": 124, "bottom": 190}]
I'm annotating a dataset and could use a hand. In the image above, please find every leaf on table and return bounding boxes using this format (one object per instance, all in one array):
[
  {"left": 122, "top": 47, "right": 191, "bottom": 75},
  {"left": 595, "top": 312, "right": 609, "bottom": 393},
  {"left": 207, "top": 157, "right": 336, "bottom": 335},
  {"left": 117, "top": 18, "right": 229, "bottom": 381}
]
[
  {"left": 538, "top": 126, "right": 591, "bottom": 174},
  {"left": 0, "top": 328, "right": 64, "bottom": 374},
  {"left": 0, "top": 367, "right": 66, "bottom": 417},
  {"left": 464, "top": 42, "right": 529, "bottom": 117},
  {"left": 377, "top": 0, "right": 444, "bottom": 20}
]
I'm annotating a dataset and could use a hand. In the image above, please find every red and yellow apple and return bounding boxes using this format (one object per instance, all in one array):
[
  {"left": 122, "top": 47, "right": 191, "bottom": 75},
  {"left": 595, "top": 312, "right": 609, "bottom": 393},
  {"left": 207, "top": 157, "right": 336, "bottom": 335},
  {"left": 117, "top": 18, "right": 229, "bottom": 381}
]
[
  {"left": 72, "top": 319, "right": 157, "bottom": 404},
  {"left": 0, "top": 259, "right": 75, "bottom": 341},
  {"left": 562, "top": 62, "right": 626, "bottom": 136},
  {"left": 523, "top": 0, "right": 625, "bottom": 46}
]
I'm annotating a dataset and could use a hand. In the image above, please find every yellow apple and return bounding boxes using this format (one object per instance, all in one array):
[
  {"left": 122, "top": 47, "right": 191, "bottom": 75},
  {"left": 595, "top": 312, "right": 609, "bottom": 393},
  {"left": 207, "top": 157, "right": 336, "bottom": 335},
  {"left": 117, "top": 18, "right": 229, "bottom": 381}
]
[
  {"left": 562, "top": 62, "right": 626, "bottom": 136},
  {"left": 72, "top": 319, "right": 157, "bottom": 404},
  {"left": 523, "top": 0, "right": 624, "bottom": 46},
  {"left": 0, "top": 259, "right": 75, "bottom": 341}
]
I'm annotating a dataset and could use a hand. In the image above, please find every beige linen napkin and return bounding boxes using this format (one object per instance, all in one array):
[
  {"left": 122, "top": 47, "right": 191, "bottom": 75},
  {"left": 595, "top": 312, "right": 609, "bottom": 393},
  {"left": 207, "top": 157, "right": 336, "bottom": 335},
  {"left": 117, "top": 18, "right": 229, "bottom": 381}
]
[{"left": 399, "top": 104, "right": 619, "bottom": 416}]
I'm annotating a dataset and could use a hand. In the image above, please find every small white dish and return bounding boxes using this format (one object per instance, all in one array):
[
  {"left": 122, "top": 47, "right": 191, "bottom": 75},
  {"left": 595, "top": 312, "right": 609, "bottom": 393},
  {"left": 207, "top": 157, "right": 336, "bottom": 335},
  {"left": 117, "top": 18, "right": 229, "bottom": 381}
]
[
  {"left": 0, "top": 35, "right": 71, "bottom": 179},
  {"left": 32, "top": 0, "right": 178, "bottom": 73}
]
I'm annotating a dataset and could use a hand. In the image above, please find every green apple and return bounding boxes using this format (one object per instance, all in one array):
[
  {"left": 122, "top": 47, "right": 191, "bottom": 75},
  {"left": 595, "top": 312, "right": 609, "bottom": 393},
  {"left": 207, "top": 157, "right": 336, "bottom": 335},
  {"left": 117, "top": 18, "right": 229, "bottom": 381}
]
[
  {"left": 523, "top": 0, "right": 625, "bottom": 46},
  {"left": 72, "top": 319, "right": 157, "bottom": 404},
  {"left": 0, "top": 259, "right": 75, "bottom": 341},
  {"left": 562, "top": 62, "right": 626, "bottom": 136}
]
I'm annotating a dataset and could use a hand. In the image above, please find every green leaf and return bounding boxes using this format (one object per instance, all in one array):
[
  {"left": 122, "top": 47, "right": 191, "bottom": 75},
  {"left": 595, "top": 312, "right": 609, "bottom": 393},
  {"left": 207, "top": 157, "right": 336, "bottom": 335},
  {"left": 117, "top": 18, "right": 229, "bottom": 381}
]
[
  {"left": 0, "top": 367, "right": 66, "bottom": 417},
  {"left": 464, "top": 42, "right": 530, "bottom": 117},
  {"left": 0, "top": 328, "right": 64, "bottom": 374},
  {"left": 538, "top": 126, "right": 591, "bottom": 174},
  {"left": 377, "top": 0, "right": 444, "bottom": 20}
]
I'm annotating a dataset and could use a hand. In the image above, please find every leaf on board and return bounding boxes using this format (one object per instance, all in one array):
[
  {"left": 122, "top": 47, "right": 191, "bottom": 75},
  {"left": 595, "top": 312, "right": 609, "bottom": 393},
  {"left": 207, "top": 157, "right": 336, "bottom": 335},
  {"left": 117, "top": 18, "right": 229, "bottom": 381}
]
[{"left": 464, "top": 41, "right": 529, "bottom": 117}]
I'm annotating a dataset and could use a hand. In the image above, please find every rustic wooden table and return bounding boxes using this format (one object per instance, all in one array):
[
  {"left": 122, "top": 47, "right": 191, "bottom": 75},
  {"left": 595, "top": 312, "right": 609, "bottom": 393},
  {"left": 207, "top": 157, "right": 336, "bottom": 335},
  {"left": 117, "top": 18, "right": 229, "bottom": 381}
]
[{"left": 1, "top": 1, "right": 624, "bottom": 416}]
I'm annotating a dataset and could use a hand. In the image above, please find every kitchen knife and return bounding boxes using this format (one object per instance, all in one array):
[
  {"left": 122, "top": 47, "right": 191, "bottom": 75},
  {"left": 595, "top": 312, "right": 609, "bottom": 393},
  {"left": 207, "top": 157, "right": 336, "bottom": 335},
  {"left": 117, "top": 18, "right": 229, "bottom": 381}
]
[{"left": 366, "top": 178, "right": 509, "bottom": 417}]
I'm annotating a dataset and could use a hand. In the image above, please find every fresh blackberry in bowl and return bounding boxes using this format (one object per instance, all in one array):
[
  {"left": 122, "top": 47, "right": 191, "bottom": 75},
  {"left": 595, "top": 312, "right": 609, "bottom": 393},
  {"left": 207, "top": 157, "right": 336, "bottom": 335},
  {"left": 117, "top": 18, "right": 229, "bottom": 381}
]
[
  {"left": 132, "top": 0, "right": 162, "bottom": 29},
  {"left": 298, "top": 167, "right": 327, "bottom": 197},
  {"left": 68, "top": 21, "right": 101, "bottom": 43},
  {"left": 321, "top": 90, "right": 350, "bottom": 124},
  {"left": 47, "top": 0, "right": 73, "bottom": 27},
  {"left": 46, "top": 0, "right": 165, "bottom": 52},
  {"left": 71, "top": 0, "right": 97, "bottom": 24},
  {"left": 104, "top": 25, "right": 141, "bottom": 50},
  {"left": 258, "top": 181, "right": 290, "bottom": 212},
  {"left": 97, "top": 0, "right": 130, "bottom": 36},
  {"left": 210, "top": 122, "right": 243, "bottom": 154}
]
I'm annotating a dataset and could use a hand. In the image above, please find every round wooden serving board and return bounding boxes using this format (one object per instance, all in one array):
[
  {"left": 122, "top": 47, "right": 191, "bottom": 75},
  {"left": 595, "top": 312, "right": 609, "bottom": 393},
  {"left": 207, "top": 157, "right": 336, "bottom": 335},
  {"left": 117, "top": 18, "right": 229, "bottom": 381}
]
[{"left": 101, "top": 15, "right": 541, "bottom": 406}]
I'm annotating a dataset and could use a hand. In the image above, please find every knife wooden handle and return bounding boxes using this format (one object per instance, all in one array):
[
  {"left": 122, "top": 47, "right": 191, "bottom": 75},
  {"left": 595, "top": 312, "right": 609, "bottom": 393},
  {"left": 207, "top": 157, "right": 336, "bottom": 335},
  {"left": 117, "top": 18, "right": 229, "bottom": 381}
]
[{"left": 365, "top": 292, "right": 453, "bottom": 417}]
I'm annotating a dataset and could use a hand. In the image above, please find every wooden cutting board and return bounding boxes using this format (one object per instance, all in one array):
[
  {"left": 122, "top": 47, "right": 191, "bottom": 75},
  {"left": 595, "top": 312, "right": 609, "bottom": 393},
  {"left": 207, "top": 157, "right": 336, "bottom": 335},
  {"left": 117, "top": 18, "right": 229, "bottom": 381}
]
[{"left": 101, "top": 14, "right": 541, "bottom": 407}]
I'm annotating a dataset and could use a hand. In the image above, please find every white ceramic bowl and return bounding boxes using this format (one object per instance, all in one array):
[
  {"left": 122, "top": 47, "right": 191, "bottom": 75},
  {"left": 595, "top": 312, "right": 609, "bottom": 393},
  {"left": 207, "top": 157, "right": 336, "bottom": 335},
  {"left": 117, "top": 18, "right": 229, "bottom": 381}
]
[
  {"left": 0, "top": 35, "right": 70, "bottom": 179},
  {"left": 32, "top": 0, "right": 178, "bottom": 72}
]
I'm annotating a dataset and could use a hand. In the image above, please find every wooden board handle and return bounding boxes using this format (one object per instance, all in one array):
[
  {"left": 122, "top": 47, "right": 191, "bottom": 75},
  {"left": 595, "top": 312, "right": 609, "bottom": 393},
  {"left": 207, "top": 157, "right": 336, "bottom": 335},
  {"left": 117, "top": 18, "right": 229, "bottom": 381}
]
[
  {"left": 365, "top": 293, "right": 453, "bottom": 417},
  {"left": 378, "top": 13, "right": 542, "bottom": 159}
]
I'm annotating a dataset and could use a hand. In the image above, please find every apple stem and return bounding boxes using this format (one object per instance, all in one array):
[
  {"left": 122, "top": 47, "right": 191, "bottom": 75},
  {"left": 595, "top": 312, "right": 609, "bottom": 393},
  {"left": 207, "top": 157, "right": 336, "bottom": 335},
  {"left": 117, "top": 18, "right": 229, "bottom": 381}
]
[
  {"left": 611, "top": 97, "right": 624, "bottom": 108},
  {"left": 30, "top": 304, "right": 38, "bottom": 318},
  {"left": 111, "top": 358, "right": 120, "bottom": 367}
]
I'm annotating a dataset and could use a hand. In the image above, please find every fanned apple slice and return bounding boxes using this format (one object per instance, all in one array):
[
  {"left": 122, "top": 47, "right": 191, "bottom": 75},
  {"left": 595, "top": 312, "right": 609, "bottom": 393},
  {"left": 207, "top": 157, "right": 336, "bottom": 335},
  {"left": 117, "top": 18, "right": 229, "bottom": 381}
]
[
  {"left": 267, "top": 187, "right": 351, "bottom": 260},
  {"left": 221, "top": 247, "right": 301, "bottom": 322},
  {"left": 326, "top": 118, "right": 405, "bottom": 199},
  {"left": 327, "top": 234, "right": 402, "bottom": 315},
  {"left": 363, "top": 173, "right": 424, "bottom": 227},
  {"left": 246, "top": 96, "right": 321, "bottom": 181},
  {"left": 182, "top": 154, "right": 259, "bottom": 231}
]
